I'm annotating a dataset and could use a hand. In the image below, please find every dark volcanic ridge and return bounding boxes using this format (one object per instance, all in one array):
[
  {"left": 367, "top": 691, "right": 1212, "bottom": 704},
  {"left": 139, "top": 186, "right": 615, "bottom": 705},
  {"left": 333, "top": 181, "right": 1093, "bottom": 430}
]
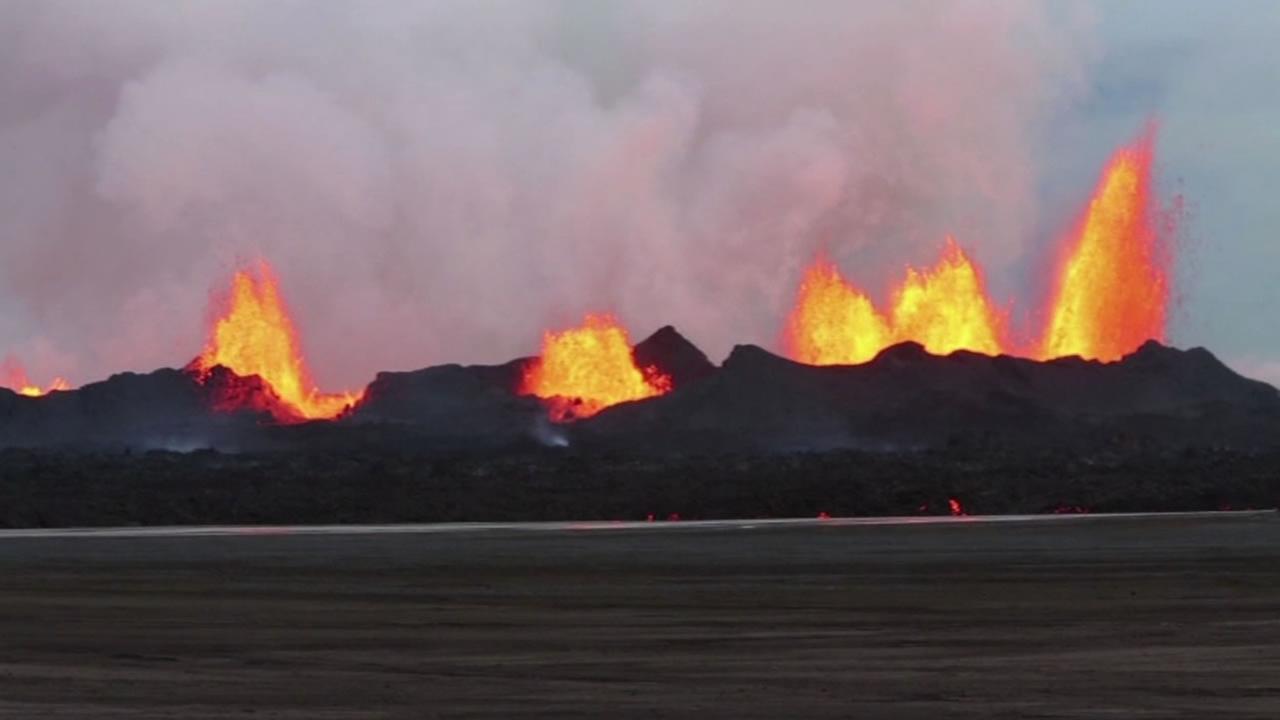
[{"left": 1, "top": 326, "right": 1277, "bottom": 454}]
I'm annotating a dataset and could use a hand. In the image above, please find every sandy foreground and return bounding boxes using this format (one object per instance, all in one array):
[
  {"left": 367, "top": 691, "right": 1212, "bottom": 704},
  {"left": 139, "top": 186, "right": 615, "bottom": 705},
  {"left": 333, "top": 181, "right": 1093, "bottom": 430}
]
[{"left": 0, "top": 513, "right": 1276, "bottom": 719}]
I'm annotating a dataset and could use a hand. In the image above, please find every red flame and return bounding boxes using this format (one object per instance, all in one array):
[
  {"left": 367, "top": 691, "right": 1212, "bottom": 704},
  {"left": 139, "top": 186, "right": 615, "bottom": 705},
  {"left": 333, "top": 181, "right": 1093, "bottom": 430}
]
[
  {"left": 521, "top": 314, "right": 671, "bottom": 421},
  {"left": 1, "top": 358, "right": 71, "bottom": 397},
  {"left": 191, "top": 262, "right": 361, "bottom": 421},
  {"left": 785, "top": 129, "right": 1169, "bottom": 366}
]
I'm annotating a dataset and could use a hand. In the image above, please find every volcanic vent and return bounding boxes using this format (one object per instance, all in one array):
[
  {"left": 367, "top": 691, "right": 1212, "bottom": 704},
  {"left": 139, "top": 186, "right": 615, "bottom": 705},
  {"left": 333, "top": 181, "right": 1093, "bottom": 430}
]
[
  {"left": 186, "top": 262, "right": 362, "bottom": 423},
  {"left": 784, "top": 131, "right": 1169, "bottom": 365}
]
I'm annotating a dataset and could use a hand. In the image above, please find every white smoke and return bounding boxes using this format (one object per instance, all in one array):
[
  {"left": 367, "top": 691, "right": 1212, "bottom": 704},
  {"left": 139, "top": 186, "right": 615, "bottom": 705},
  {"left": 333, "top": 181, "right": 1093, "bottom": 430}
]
[{"left": 0, "top": 0, "right": 1095, "bottom": 389}]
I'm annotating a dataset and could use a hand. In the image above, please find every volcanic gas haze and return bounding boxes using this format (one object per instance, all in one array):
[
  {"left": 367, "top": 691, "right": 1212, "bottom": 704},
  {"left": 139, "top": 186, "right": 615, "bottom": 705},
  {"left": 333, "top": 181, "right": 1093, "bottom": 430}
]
[
  {"left": 189, "top": 263, "right": 362, "bottom": 421},
  {"left": 784, "top": 132, "right": 1171, "bottom": 366}
]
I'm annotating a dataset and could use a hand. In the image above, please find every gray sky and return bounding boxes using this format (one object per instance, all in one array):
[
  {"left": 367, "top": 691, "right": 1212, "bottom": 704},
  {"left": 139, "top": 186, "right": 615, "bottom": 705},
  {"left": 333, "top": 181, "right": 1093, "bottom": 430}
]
[{"left": 0, "top": 1, "right": 1276, "bottom": 389}]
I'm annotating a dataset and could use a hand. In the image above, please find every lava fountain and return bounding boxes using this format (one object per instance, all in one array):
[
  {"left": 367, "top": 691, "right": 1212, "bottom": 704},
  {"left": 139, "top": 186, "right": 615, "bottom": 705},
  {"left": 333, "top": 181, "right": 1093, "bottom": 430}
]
[
  {"left": 785, "top": 128, "right": 1170, "bottom": 366},
  {"left": 0, "top": 358, "right": 71, "bottom": 397},
  {"left": 889, "top": 237, "right": 1006, "bottom": 357},
  {"left": 190, "top": 262, "right": 361, "bottom": 421},
  {"left": 1039, "top": 131, "right": 1168, "bottom": 361},
  {"left": 783, "top": 256, "right": 892, "bottom": 365},
  {"left": 521, "top": 314, "right": 671, "bottom": 421},
  {"left": 785, "top": 237, "right": 1005, "bottom": 364}
]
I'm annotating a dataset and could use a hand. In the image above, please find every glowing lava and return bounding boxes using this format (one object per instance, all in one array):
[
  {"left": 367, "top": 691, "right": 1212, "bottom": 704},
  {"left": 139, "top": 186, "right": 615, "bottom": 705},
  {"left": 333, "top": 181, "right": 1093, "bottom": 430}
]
[
  {"left": 1, "top": 359, "right": 70, "bottom": 397},
  {"left": 891, "top": 238, "right": 1005, "bottom": 357},
  {"left": 192, "top": 263, "right": 360, "bottom": 421},
  {"left": 1040, "top": 132, "right": 1167, "bottom": 361},
  {"left": 785, "top": 238, "right": 1005, "bottom": 365},
  {"left": 785, "top": 130, "right": 1170, "bottom": 366},
  {"left": 784, "top": 257, "right": 892, "bottom": 365},
  {"left": 521, "top": 314, "right": 671, "bottom": 421}
]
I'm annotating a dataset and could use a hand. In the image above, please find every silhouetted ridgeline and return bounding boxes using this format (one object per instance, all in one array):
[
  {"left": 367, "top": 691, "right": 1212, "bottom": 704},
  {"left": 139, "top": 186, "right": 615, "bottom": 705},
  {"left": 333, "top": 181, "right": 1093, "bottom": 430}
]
[{"left": 1, "top": 327, "right": 1276, "bottom": 455}]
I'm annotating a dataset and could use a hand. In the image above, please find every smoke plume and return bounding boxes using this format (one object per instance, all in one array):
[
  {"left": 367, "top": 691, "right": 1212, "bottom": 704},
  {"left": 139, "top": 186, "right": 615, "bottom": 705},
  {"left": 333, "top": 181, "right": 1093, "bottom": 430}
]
[{"left": 0, "top": 1, "right": 1094, "bottom": 388}]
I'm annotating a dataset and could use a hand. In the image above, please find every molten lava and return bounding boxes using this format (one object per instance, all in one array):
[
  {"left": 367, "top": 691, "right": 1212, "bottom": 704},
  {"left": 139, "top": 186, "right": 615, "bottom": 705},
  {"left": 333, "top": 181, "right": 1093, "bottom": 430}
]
[
  {"left": 784, "top": 257, "right": 892, "bottom": 365},
  {"left": 521, "top": 314, "right": 671, "bottom": 421},
  {"left": 891, "top": 238, "right": 1005, "bottom": 357},
  {"left": 785, "top": 238, "right": 1005, "bottom": 365},
  {"left": 191, "top": 263, "right": 360, "bottom": 421},
  {"left": 1, "top": 359, "right": 71, "bottom": 397},
  {"left": 1040, "top": 132, "right": 1167, "bottom": 361},
  {"left": 785, "top": 130, "right": 1170, "bottom": 366}
]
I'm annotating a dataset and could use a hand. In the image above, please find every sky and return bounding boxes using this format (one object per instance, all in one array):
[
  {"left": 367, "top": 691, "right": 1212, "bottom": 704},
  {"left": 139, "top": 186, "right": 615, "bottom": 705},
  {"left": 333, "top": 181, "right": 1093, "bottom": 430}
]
[{"left": 0, "top": 0, "right": 1276, "bottom": 389}]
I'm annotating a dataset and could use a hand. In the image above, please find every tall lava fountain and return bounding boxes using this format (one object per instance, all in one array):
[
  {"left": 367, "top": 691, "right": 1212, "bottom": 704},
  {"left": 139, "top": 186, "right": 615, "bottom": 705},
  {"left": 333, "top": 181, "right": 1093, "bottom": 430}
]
[
  {"left": 190, "top": 263, "right": 361, "bottom": 421},
  {"left": 784, "top": 131, "right": 1171, "bottom": 365}
]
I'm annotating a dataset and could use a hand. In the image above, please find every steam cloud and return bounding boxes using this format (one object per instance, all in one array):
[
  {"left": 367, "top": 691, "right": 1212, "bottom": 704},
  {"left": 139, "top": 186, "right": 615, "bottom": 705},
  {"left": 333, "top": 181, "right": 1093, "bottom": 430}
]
[{"left": 0, "top": 1, "right": 1095, "bottom": 388}]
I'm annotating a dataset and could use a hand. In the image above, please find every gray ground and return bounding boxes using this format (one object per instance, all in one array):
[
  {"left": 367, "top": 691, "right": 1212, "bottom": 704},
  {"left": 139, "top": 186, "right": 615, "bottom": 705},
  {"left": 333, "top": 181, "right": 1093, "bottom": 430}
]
[{"left": 0, "top": 513, "right": 1277, "bottom": 719}]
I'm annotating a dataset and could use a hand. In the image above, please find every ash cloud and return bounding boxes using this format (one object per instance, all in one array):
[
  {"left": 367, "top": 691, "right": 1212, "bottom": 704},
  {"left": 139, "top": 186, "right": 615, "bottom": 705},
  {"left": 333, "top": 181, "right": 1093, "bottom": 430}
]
[{"left": 0, "top": 1, "right": 1094, "bottom": 388}]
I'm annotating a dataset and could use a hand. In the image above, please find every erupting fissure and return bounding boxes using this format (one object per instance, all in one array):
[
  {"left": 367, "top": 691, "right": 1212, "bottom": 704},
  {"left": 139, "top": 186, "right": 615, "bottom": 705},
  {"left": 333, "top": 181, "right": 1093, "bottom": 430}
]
[
  {"left": 1, "top": 359, "right": 71, "bottom": 397},
  {"left": 785, "top": 131, "right": 1170, "bottom": 366},
  {"left": 1040, "top": 130, "right": 1166, "bottom": 361},
  {"left": 190, "top": 263, "right": 361, "bottom": 421},
  {"left": 521, "top": 314, "right": 671, "bottom": 421},
  {"left": 785, "top": 238, "right": 1005, "bottom": 365}
]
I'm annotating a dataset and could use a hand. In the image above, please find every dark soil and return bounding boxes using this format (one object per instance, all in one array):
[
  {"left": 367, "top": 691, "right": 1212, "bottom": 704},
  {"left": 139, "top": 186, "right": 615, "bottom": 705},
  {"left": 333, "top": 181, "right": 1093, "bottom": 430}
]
[{"left": 0, "top": 446, "right": 1275, "bottom": 528}]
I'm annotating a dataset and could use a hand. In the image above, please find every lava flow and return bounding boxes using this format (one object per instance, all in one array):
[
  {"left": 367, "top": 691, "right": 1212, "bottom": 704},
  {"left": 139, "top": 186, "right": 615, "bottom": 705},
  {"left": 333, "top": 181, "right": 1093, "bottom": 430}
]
[
  {"left": 521, "top": 314, "right": 671, "bottom": 421},
  {"left": 785, "top": 129, "right": 1170, "bottom": 366},
  {"left": 190, "top": 263, "right": 360, "bottom": 421},
  {"left": 1040, "top": 131, "right": 1167, "bottom": 361},
  {"left": 1, "top": 358, "right": 71, "bottom": 397},
  {"left": 785, "top": 237, "right": 1005, "bottom": 364}
]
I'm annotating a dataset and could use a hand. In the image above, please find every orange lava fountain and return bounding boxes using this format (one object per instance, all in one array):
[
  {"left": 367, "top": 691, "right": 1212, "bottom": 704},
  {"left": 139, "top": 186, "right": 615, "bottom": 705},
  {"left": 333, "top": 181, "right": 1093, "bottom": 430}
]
[
  {"left": 521, "top": 314, "right": 671, "bottom": 421},
  {"left": 1040, "top": 133, "right": 1167, "bottom": 361},
  {"left": 890, "top": 238, "right": 1005, "bottom": 357},
  {"left": 785, "top": 129, "right": 1169, "bottom": 367},
  {"left": 783, "top": 257, "right": 892, "bottom": 366},
  {"left": 1, "top": 359, "right": 71, "bottom": 397},
  {"left": 192, "top": 263, "right": 360, "bottom": 421},
  {"left": 785, "top": 238, "right": 1005, "bottom": 365}
]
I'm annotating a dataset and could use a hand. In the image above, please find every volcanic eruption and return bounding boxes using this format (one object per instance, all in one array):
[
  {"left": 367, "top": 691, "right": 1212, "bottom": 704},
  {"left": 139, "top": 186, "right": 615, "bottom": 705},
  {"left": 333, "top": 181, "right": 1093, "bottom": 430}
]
[
  {"left": 188, "top": 262, "right": 361, "bottom": 422},
  {"left": 785, "top": 238, "right": 1006, "bottom": 365},
  {"left": 0, "top": 358, "right": 71, "bottom": 397},
  {"left": 521, "top": 314, "right": 672, "bottom": 421},
  {"left": 1040, "top": 129, "right": 1167, "bottom": 361},
  {"left": 784, "top": 131, "right": 1170, "bottom": 365}
]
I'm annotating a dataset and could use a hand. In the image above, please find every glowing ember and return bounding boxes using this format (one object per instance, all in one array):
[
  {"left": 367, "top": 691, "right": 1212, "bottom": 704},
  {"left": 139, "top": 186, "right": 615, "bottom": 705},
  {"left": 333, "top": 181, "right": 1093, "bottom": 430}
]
[
  {"left": 1, "top": 359, "right": 71, "bottom": 397},
  {"left": 1040, "top": 131, "right": 1168, "bottom": 361},
  {"left": 521, "top": 314, "right": 671, "bottom": 421},
  {"left": 785, "top": 239, "right": 1005, "bottom": 364},
  {"left": 192, "top": 262, "right": 360, "bottom": 421}
]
